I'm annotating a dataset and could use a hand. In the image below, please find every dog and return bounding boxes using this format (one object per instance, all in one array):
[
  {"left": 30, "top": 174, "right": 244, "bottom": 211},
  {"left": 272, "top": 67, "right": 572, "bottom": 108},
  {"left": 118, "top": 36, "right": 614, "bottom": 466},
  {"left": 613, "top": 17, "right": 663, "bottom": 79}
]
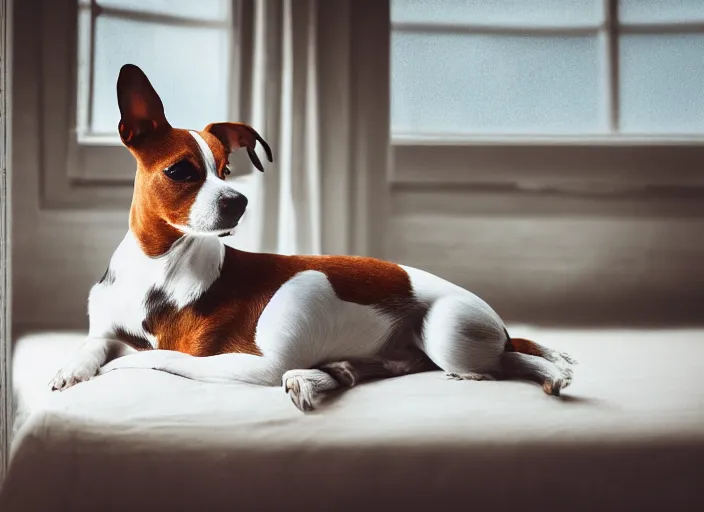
[{"left": 49, "top": 64, "right": 576, "bottom": 412}]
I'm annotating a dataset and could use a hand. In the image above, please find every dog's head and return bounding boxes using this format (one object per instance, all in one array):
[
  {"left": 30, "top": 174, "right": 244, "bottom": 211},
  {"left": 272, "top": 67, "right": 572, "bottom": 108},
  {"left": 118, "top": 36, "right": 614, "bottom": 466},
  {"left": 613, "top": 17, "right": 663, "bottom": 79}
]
[{"left": 117, "top": 64, "right": 272, "bottom": 237}]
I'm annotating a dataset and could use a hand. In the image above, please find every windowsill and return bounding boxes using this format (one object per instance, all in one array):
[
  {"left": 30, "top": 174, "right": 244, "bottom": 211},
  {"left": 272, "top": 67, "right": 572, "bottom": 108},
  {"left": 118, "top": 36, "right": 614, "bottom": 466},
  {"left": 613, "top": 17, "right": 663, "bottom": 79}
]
[
  {"left": 75, "top": 132, "right": 124, "bottom": 147},
  {"left": 392, "top": 133, "right": 704, "bottom": 146}
]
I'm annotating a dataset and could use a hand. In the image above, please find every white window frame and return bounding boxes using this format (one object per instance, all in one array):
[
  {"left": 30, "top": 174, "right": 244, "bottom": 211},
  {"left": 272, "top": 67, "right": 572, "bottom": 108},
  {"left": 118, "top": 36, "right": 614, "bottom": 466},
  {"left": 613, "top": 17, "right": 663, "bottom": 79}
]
[
  {"left": 0, "top": 0, "right": 10, "bottom": 486},
  {"left": 389, "top": 0, "right": 704, "bottom": 195},
  {"left": 39, "top": 0, "right": 242, "bottom": 209}
]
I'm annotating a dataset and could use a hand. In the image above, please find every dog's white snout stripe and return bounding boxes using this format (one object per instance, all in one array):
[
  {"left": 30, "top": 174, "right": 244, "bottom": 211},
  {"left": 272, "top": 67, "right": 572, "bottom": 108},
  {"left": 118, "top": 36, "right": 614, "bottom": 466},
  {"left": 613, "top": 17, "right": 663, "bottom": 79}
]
[
  {"left": 189, "top": 131, "right": 217, "bottom": 176},
  {"left": 186, "top": 130, "right": 240, "bottom": 233}
]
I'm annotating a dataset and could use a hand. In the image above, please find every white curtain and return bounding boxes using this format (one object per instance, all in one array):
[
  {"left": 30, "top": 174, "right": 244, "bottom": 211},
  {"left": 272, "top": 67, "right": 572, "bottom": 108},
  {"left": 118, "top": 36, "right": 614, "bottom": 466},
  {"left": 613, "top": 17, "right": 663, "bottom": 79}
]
[{"left": 237, "top": 0, "right": 322, "bottom": 256}]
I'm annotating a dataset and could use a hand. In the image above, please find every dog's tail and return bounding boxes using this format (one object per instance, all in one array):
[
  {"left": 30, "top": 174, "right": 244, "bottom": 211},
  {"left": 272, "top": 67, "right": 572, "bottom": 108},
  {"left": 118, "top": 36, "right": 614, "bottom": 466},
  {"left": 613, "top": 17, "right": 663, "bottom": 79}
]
[{"left": 499, "top": 329, "right": 577, "bottom": 396}]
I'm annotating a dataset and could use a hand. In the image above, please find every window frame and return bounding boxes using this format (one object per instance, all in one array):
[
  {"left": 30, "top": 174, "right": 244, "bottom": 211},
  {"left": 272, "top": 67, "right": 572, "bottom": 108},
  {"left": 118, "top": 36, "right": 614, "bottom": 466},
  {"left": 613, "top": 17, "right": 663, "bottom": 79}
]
[
  {"left": 39, "top": 0, "right": 242, "bottom": 209},
  {"left": 0, "top": 0, "right": 10, "bottom": 486},
  {"left": 389, "top": 0, "right": 704, "bottom": 195}
]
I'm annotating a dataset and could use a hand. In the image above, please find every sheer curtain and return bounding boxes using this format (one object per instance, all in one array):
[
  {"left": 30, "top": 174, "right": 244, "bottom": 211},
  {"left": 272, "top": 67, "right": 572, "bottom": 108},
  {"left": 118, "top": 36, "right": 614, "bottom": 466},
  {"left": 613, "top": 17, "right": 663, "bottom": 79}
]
[
  {"left": 236, "top": 0, "right": 322, "bottom": 256},
  {"left": 231, "top": 0, "right": 389, "bottom": 258}
]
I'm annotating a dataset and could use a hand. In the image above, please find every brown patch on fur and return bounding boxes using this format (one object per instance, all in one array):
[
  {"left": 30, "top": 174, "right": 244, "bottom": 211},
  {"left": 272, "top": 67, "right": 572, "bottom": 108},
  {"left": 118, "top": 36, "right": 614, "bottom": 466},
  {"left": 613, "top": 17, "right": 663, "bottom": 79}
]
[
  {"left": 146, "top": 247, "right": 415, "bottom": 357},
  {"left": 204, "top": 122, "right": 274, "bottom": 172},
  {"left": 127, "top": 129, "right": 229, "bottom": 256},
  {"left": 115, "top": 65, "right": 236, "bottom": 256},
  {"left": 507, "top": 337, "right": 544, "bottom": 357}
]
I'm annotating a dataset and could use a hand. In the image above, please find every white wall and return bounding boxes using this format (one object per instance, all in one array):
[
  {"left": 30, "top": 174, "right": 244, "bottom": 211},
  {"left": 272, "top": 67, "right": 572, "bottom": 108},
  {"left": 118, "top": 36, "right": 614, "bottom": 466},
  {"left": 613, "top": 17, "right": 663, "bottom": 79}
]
[
  {"left": 384, "top": 187, "right": 704, "bottom": 325},
  {"left": 12, "top": 0, "right": 133, "bottom": 331}
]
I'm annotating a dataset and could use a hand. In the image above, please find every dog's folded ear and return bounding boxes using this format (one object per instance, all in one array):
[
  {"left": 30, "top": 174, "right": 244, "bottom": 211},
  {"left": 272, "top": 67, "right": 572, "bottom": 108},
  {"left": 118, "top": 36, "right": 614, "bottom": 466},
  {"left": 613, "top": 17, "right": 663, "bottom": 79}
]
[
  {"left": 116, "top": 64, "right": 170, "bottom": 146},
  {"left": 204, "top": 122, "right": 274, "bottom": 172}
]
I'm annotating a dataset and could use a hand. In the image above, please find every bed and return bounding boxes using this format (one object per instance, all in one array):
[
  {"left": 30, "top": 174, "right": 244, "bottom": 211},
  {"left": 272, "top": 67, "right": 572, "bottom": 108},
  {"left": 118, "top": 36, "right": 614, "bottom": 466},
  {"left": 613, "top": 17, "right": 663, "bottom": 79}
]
[{"left": 2, "top": 327, "right": 703, "bottom": 511}]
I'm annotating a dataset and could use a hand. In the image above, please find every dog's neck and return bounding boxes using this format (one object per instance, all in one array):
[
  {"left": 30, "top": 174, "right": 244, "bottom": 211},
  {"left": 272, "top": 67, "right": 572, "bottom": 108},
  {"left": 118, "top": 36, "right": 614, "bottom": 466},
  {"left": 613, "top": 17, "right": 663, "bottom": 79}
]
[
  {"left": 112, "top": 227, "right": 226, "bottom": 310},
  {"left": 128, "top": 186, "right": 185, "bottom": 257}
]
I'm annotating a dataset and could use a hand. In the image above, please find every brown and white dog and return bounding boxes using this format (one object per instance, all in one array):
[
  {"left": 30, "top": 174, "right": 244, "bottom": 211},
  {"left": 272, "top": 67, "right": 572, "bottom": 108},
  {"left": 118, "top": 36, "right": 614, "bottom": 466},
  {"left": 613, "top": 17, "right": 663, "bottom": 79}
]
[{"left": 50, "top": 64, "right": 576, "bottom": 412}]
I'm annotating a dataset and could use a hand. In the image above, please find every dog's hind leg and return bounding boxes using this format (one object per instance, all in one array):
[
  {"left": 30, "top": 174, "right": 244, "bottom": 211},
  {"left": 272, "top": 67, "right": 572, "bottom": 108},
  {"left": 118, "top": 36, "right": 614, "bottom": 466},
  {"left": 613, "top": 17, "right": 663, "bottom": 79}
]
[
  {"left": 417, "top": 295, "right": 506, "bottom": 381},
  {"left": 279, "top": 352, "right": 435, "bottom": 412},
  {"left": 415, "top": 295, "right": 574, "bottom": 395},
  {"left": 283, "top": 356, "right": 433, "bottom": 413},
  {"left": 505, "top": 336, "right": 578, "bottom": 368},
  {"left": 500, "top": 351, "right": 573, "bottom": 396},
  {"left": 318, "top": 351, "right": 436, "bottom": 388}
]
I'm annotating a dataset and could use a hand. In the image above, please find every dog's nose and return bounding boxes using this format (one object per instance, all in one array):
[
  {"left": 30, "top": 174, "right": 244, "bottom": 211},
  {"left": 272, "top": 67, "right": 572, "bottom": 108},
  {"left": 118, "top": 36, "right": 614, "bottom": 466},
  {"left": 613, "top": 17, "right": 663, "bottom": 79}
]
[{"left": 219, "top": 192, "right": 248, "bottom": 219}]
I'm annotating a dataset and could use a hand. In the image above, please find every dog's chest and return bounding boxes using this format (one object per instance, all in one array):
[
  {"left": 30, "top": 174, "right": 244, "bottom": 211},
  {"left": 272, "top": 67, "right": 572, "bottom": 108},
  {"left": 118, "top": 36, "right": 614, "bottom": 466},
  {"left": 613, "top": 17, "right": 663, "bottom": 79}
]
[{"left": 87, "top": 231, "right": 224, "bottom": 347}]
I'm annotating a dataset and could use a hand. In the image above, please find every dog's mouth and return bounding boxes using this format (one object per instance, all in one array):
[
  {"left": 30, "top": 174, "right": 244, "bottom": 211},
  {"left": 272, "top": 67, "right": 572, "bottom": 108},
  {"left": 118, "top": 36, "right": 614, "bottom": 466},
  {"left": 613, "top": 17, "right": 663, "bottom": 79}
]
[
  {"left": 215, "top": 220, "right": 239, "bottom": 237},
  {"left": 168, "top": 221, "right": 239, "bottom": 238}
]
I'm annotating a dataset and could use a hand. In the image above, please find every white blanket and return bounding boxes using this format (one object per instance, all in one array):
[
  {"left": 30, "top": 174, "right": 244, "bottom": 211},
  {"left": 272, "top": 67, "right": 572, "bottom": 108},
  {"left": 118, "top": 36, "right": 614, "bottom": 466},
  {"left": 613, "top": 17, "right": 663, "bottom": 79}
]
[{"left": 2, "top": 328, "right": 704, "bottom": 511}]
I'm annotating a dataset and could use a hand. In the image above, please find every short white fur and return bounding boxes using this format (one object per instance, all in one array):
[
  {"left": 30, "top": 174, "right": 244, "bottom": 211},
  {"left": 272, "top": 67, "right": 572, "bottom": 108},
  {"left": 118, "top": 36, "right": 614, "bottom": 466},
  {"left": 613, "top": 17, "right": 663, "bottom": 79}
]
[
  {"left": 100, "top": 270, "right": 397, "bottom": 387},
  {"left": 402, "top": 265, "right": 507, "bottom": 375},
  {"left": 88, "top": 230, "right": 225, "bottom": 344},
  {"left": 51, "top": 230, "right": 225, "bottom": 390},
  {"left": 176, "top": 130, "right": 237, "bottom": 234}
]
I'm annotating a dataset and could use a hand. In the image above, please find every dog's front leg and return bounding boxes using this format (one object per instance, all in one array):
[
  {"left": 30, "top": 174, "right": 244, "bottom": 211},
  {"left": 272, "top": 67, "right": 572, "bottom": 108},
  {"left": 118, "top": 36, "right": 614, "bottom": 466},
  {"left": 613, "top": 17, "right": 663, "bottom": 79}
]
[
  {"left": 50, "top": 337, "right": 134, "bottom": 391},
  {"left": 99, "top": 350, "right": 283, "bottom": 387}
]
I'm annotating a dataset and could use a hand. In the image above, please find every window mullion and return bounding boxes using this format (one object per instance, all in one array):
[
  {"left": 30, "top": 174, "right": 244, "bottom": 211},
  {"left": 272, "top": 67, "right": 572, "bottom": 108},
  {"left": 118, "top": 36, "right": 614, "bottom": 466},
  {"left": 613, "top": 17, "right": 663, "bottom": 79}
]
[
  {"left": 604, "top": 0, "right": 620, "bottom": 133},
  {"left": 87, "top": 0, "right": 98, "bottom": 134}
]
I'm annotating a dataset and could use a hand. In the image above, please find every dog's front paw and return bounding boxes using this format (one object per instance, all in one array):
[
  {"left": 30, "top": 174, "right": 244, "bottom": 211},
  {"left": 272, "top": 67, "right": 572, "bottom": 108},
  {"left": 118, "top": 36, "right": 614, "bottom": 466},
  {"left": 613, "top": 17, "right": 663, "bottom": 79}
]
[
  {"left": 282, "top": 369, "right": 339, "bottom": 413},
  {"left": 49, "top": 364, "right": 99, "bottom": 391}
]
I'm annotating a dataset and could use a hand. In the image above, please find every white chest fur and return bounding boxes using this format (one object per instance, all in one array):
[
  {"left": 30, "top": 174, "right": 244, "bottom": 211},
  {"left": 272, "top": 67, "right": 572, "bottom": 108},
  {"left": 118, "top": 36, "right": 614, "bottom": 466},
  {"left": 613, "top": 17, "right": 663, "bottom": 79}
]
[{"left": 87, "top": 231, "right": 225, "bottom": 346}]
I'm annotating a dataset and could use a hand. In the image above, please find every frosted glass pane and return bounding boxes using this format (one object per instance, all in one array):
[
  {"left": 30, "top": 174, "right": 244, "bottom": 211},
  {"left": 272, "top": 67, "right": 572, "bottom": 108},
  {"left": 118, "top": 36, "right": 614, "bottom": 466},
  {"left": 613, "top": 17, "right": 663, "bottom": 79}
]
[
  {"left": 391, "top": 33, "right": 604, "bottom": 135},
  {"left": 391, "top": 0, "right": 603, "bottom": 26},
  {"left": 620, "top": 35, "right": 704, "bottom": 133},
  {"left": 619, "top": 0, "right": 704, "bottom": 23},
  {"left": 91, "top": 16, "right": 230, "bottom": 133},
  {"left": 97, "top": 0, "right": 229, "bottom": 21}
]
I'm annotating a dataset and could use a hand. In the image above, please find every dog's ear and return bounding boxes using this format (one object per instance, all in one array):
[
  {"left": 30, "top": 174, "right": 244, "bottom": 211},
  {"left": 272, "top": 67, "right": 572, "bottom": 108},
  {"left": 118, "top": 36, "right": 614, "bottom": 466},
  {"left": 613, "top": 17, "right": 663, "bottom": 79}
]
[
  {"left": 116, "top": 64, "right": 170, "bottom": 145},
  {"left": 204, "top": 122, "right": 274, "bottom": 172}
]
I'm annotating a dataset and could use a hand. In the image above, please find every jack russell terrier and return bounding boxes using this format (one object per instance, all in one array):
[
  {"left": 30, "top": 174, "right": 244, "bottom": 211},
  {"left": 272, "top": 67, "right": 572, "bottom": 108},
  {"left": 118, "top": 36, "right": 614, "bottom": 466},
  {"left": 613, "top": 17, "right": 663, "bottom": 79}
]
[{"left": 50, "top": 64, "right": 576, "bottom": 412}]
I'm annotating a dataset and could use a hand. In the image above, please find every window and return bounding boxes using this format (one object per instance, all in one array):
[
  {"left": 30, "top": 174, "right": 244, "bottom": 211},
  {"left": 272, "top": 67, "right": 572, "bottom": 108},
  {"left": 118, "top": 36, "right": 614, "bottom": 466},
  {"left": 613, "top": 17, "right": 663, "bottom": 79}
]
[
  {"left": 39, "top": 0, "right": 239, "bottom": 207},
  {"left": 76, "top": 0, "right": 233, "bottom": 144},
  {"left": 73, "top": 0, "right": 234, "bottom": 181},
  {"left": 391, "top": 0, "right": 704, "bottom": 141},
  {"left": 389, "top": 0, "right": 704, "bottom": 192}
]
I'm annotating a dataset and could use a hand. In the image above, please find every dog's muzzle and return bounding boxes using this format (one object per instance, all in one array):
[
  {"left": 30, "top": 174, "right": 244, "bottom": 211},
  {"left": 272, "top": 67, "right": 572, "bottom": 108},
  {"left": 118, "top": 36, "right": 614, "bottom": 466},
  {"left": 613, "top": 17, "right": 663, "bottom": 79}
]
[{"left": 217, "top": 192, "right": 248, "bottom": 232}]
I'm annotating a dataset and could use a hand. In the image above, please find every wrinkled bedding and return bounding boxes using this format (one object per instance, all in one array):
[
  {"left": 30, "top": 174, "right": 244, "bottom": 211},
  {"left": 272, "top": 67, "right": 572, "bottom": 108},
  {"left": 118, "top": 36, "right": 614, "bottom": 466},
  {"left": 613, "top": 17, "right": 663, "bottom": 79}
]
[{"left": 2, "top": 328, "right": 703, "bottom": 511}]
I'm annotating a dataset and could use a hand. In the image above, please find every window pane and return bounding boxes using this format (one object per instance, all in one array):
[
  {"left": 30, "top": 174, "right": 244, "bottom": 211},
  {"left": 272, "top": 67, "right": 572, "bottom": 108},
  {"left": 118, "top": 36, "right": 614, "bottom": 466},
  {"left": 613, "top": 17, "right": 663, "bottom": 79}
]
[
  {"left": 97, "top": 0, "right": 229, "bottom": 22},
  {"left": 391, "top": 33, "right": 604, "bottom": 135},
  {"left": 620, "top": 35, "right": 704, "bottom": 134},
  {"left": 91, "top": 16, "right": 230, "bottom": 134},
  {"left": 391, "top": 0, "right": 603, "bottom": 26},
  {"left": 619, "top": 0, "right": 704, "bottom": 24}
]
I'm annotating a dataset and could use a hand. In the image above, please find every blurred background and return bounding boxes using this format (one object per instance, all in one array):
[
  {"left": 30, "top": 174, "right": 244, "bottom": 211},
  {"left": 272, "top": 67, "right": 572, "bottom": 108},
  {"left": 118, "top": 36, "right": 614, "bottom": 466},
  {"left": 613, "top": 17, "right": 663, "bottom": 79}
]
[{"left": 9, "top": 0, "right": 704, "bottom": 334}]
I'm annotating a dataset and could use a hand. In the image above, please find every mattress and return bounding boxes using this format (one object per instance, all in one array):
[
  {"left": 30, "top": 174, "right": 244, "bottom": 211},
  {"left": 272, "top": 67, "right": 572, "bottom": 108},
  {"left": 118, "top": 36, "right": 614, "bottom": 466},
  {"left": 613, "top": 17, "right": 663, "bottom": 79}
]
[{"left": 2, "top": 327, "right": 704, "bottom": 511}]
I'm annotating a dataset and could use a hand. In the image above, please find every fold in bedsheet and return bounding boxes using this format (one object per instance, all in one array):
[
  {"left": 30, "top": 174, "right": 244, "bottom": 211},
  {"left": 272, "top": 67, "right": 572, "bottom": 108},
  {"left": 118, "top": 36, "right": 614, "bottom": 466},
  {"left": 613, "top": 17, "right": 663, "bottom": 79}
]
[{"left": 2, "top": 328, "right": 704, "bottom": 511}]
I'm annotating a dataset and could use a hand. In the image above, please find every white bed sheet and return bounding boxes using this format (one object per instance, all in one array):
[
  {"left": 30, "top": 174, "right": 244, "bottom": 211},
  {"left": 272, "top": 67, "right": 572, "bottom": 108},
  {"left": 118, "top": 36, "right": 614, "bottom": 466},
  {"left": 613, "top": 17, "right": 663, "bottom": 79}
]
[{"left": 2, "top": 328, "right": 704, "bottom": 511}]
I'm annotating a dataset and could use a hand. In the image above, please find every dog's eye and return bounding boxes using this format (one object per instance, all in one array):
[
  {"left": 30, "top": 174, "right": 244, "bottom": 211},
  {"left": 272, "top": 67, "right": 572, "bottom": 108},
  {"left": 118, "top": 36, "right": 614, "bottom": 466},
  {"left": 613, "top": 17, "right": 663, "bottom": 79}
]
[{"left": 164, "top": 160, "right": 199, "bottom": 183}]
